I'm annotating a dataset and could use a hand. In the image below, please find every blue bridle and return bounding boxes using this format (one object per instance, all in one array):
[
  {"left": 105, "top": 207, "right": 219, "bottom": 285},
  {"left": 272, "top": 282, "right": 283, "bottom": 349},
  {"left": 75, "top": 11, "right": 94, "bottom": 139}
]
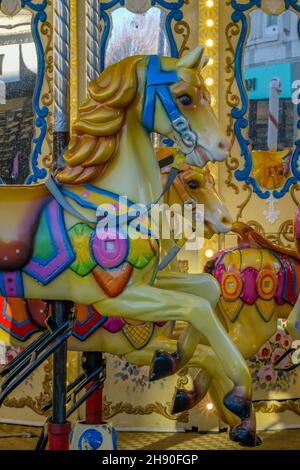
[{"left": 142, "top": 55, "right": 197, "bottom": 152}]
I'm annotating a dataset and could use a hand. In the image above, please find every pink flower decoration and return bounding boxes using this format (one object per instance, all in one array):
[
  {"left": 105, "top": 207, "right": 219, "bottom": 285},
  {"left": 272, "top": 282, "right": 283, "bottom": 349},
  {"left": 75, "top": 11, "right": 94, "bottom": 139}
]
[
  {"left": 257, "top": 342, "right": 272, "bottom": 359},
  {"left": 271, "top": 348, "right": 286, "bottom": 365},
  {"left": 282, "top": 335, "right": 292, "bottom": 349},
  {"left": 258, "top": 365, "right": 276, "bottom": 384},
  {"left": 274, "top": 331, "right": 283, "bottom": 343}
]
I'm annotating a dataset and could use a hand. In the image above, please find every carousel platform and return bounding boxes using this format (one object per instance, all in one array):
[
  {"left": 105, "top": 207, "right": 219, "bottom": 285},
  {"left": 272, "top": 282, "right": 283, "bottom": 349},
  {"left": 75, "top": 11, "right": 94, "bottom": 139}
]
[{"left": 0, "top": 424, "right": 299, "bottom": 451}]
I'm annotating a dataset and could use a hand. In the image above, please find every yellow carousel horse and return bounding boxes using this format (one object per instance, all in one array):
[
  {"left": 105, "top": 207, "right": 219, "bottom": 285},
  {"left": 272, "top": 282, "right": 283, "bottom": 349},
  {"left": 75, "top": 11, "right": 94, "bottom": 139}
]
[
  {"left": 158, "top": 219, "right": 300, "bottom": 446},
  {"left": 0, "top": 48, "right": 252, "bottom": 420}
]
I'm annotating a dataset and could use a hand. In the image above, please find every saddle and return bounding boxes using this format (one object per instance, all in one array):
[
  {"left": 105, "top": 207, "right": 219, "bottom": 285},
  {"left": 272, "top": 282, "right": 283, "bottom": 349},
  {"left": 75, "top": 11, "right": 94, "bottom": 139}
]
[{"left": 0, "top": 184, "right": 51, "bottom": 271}]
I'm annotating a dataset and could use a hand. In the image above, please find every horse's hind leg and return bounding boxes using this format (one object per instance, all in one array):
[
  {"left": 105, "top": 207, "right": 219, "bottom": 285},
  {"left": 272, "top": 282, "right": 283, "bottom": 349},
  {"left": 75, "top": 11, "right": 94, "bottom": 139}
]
[
  {"left": 93, "top": 284, "right": 252, "bottom": 420},
  {"left": 209, "top": 383, "right": 261, "bottom": 447},
  {"left": 151, "top": 272, "right": 218, "bottom": 379}
]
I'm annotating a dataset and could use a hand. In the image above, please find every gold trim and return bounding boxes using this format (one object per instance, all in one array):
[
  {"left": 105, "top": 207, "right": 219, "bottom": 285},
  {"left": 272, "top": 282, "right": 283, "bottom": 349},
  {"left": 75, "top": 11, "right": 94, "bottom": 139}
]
[
  {"left": 246, "top": 219, "right": 294, "bottom": 247},
  {"left": 254, "top": 399, "right": 300, "bottom": 416},
  {"left": 3, "top": 361, "right": 52, "bottom": 416},
  {"left": 103, "top": 398, "right": 189, "bottom": 423}
]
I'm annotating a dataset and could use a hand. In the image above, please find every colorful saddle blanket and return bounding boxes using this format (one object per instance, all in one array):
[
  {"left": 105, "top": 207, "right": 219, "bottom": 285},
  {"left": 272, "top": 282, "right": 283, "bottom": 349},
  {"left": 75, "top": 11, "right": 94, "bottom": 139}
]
[
  {"left": 0, "top": 187, "right": 159, "bottom": 299},
  {"left": 0, "top": 299, "right": 166, "bottom": 347},
  {"left": 211, "top": 247, "right": 300, "bottom": 322}
]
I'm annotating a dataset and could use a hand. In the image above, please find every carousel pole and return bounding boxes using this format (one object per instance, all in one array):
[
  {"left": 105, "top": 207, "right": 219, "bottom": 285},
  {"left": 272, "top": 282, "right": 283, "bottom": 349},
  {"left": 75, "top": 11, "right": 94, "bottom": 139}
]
[
  {"left": 48, "top": 0, "right": 71, "bottom": 451},
  {"left": 54, "top": 0, "right": 71, "bottom": 169},
  {"left": 83, "top": 1, "right": 106, "bottom": 431},
  {"left": 82, "top": 352, "right": 104, "bottom": 425},
  {"left": 48, "top": 302, "right": 71, "bottom": 451},
  {"left": 86, "top": 0, "right": 101, "bottom": 86}
]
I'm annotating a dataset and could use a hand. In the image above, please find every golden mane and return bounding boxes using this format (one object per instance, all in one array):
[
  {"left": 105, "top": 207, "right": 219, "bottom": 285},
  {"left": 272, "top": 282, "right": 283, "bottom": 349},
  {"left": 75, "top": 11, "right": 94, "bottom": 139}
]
[{"left": 57, "top": 56, "right": 142, "bottom": 184}]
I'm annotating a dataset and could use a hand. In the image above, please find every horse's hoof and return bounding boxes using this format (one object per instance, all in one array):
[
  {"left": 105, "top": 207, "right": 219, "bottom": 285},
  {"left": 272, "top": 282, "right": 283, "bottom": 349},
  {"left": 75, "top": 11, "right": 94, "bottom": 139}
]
[
  {"left": 149, "top": 350, "right": 179, "bottom": 382},
  {"left": 230, "top": 424, "right": 262, "bottom": 447},
  {"left": 171, "top": 389, "right": 196, "bottom": 414},
  {"left": 223, "top": 388, "right": 251, "bottom": 419}
]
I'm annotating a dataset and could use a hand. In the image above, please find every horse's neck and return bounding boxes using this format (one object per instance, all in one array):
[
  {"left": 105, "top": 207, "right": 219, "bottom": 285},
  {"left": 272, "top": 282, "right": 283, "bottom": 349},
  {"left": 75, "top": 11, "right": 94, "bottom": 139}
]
[{"left": 93, "top": 119, "right": 163, "bottom": 205}]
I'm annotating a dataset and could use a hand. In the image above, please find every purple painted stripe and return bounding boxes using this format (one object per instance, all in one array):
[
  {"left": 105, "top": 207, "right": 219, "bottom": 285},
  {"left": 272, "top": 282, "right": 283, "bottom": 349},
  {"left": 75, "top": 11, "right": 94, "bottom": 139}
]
[
  {"left": 3, "top": 272, "right": 23, "bottom": 297},
  {"left": 24, "top": 200, "right": 75, "bottom": 285}
]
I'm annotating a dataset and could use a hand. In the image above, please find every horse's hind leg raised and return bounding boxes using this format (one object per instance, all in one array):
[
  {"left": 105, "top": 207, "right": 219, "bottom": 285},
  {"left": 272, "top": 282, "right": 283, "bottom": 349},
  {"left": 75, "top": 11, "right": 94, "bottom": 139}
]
[{"left": 93, "top": 284, "right": 252, "bottom": 419}]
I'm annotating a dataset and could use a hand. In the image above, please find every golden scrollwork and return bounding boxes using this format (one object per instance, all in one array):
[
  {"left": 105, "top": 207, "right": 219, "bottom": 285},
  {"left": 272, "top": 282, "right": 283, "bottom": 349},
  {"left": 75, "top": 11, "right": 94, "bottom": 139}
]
[
  {"left": 236, "top": 185, "right": 253, "bottom": 220},
  {"left": 224, "top": 21, "right": 241, "bottom": 194},
  {"left": 40, "top": 11, "right": 54, "bottom": 170},
  {"left": 174, "top": 20, "right": 190, "bottom": 58},
  {"left": 103, "top": 397, "right": 189, "bottom": 423},
  {"left": 246, "top": 219, "right": 294, "bottom": 247},
  {"left": 3, "top": 361, "right": 52, "bottom": 416},
  {"left": 254, "top": 399, "right": 300, "bottom": 416}
]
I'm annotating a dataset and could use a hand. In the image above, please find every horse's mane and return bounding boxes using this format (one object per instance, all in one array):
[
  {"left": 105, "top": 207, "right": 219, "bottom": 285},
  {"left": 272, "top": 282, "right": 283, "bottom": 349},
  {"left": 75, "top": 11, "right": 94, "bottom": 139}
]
[{"left": 57, "top": 56, "right": 142, "bottom": 184}]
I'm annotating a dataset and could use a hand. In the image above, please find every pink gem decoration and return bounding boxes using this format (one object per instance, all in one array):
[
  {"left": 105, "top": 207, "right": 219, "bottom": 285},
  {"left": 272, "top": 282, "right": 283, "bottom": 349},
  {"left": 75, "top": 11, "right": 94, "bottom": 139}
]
[
  {"left": 91, "top": 228, "right": 128, "bottom": 269},
  {"left": 241, "top": 267, "right": 258, "bottom": 305}
]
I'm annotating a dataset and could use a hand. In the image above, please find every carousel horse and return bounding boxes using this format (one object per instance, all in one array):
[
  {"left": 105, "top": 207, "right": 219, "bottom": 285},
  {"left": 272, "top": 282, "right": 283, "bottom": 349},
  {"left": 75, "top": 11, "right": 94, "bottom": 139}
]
[
  {"left": 155, "top": 217, "right": 300, "bottom": 446},
  {"left": 0, "top": 154, "right": 234, "bottom": 406},
  {"left": 0, "top": 48, "right": 252, "bottom": 422}
]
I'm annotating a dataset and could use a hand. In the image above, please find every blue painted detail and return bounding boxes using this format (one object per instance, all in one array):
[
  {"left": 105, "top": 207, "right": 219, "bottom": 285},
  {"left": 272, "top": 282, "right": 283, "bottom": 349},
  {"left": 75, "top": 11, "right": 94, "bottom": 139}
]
[
  {"left": 0, "top": 275, "right": 4, "bottom": 297},
  {"left": 100, "top": 0, "right": 185, "bottom": 72},
  {"left": 20, "top": 1, "right": 49, "bottom": 185},
  {"left": 112, "top": 427, "right": 118, "bottom": 450},
  {"left": 78, "top": 429, "right": 103, "bottom": 450},
  {"left": 143, "top": 56, "right": 180, "bottom": 132},
  {"left": 231, "top": 0, "right": 300, "bottom": 199},
  {"left": 271, "top": 251, "right": 297, "bottom": 306}
]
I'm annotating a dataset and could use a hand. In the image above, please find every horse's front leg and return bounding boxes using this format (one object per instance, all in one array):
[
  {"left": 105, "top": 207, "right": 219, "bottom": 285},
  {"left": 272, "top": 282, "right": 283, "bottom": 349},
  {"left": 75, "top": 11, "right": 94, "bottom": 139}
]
[{"left": 93, "top": 284, "right": 252, "bottom": 420}]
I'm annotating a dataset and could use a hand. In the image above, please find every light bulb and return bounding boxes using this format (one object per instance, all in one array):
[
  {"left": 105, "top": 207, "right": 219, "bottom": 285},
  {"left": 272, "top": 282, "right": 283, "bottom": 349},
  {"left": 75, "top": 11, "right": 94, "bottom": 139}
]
[
  {"left": 205, "top": 77, "right": 214, "bottom": 87},
  {"left": 205, "top": 249, "right": 214, "bottom": 258}
]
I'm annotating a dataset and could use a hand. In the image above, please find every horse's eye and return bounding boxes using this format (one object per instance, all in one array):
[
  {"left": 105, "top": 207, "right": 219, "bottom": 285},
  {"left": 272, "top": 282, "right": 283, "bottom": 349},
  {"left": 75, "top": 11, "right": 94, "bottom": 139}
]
[
  {"left": 178, "top": 94, "right": 192, "bottom": 106},
  {"left": 188, "top": 180, "right": 199, "bottom": 189}
]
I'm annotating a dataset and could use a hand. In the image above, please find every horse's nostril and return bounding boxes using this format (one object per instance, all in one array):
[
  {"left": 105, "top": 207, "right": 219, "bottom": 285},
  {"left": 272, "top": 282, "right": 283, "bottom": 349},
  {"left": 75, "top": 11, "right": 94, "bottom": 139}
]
[
  {"left": 218, "top": 141, "right": 229, "bottom": 151},
  {"left": 221, "top": 216, "right": 232, "bottom": 227}
]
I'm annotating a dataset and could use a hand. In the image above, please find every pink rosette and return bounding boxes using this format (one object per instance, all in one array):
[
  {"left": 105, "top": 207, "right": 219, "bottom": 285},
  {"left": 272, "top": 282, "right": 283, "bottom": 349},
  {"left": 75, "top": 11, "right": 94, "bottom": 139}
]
[
  {"left": 257, "top": 342, "right": 272, "bottom": 360},
  {"left": 258, "top": 365, "right": 276, "bottom": 385}
]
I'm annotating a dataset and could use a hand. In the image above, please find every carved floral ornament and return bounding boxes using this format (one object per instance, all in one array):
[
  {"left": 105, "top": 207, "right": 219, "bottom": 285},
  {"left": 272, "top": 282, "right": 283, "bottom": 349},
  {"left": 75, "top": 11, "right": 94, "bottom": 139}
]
[{"left": 0, "top": 0, "right": 21, "bottom": 16}]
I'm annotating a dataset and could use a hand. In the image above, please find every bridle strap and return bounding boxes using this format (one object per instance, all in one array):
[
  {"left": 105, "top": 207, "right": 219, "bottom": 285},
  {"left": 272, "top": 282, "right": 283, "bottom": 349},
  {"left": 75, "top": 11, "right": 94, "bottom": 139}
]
[{"left": 143, "top": 56, "right": 197, "bottom": 152}]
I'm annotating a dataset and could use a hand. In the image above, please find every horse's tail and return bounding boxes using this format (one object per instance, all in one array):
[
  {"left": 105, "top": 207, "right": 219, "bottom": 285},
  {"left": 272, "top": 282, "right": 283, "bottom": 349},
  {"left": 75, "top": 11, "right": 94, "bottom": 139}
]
[{"left": 231, "top": 221, "right": 300, "bottom": 262}]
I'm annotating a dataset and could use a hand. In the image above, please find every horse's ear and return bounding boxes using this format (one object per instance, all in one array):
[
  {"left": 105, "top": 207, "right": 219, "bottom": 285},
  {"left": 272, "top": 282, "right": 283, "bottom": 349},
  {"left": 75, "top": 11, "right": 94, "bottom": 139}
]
[
  {"left": 201, "top": 56, "right": 210, "bottom": 70},
  {"left": 177, "top": 46, "right": 204, "bottom": 70}
]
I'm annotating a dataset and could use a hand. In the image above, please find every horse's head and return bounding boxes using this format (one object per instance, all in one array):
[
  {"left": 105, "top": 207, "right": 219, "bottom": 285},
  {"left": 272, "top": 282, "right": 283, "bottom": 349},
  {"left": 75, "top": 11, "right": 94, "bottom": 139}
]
[
  {"left": 57, "top": 49, "right": 229, "bottom": 185},
  {"left": 159, "top": 149, "right": 232, "bottom": 237},
  {"left": 137, "top": 46, "right": 230, "bottom": 168}
]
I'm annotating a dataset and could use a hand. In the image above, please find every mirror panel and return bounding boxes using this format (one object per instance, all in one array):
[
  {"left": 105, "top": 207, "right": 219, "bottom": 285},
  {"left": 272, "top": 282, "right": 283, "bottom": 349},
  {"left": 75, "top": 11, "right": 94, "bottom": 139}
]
[
  {"left": 0, "top": 2, "right": 52, "bottom": 185},
  {"left": 100, "top": 0, "right": 189, "bottom": 71},
  {"left": 231, "top": 1, "right": 300, "bottom": 199},
  {"left": 105, "top": 7, "right": 170, "bottom": 68}
]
